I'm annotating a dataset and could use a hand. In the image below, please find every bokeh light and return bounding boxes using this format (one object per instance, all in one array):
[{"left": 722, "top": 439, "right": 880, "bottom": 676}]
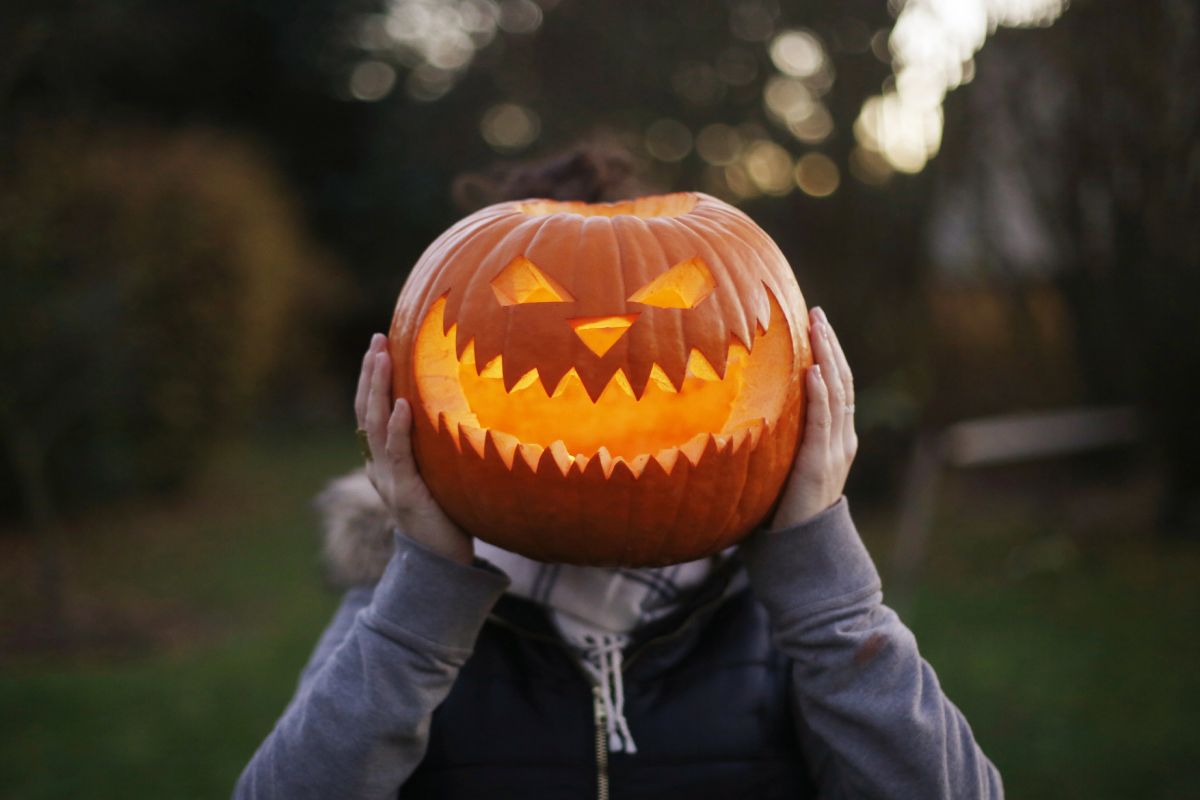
[
  {"left": 351, "top": 0, "right": 556, "bottom": 120},
  {"left": 764, "top": 76, "right": 814, "bottom": 123},
  {"left": 853, "top": 0, "right": 1067, "bottom": 174},
  {"left": 854, "top": 92, "right": 943, "bottom": 174},
  {"left": 349, "top": 61, "right": 397, "bottom": 102},
  {"left": 480, "top": 103, "right": 541, "bottom": 152},
  {"left": 794, "top": 152, "right": 840, "bottom": 197},
  {"left": 760, "top": 26, "right": 836, "bottom": 151},
  {"left": 696, "top": 124, "right": 744, "bottom": 166},
  {"left": 788, "top": 105, "right": 834, "bottom": 144},
  {"left": 645, "top": 119, "right": 693, "bottom": 162},
  {"left": 723, "top": 163, "right": 759, "bottom": 199},
  {"left": 743, "top": 140, "right": 794, "bottom": 196},
  {"left": 849, "top": 145, "right": 894, "bottom": 186},
  {"left": 728, "top": 0, "right": 778, "bottom": 43},
  {"left": 406, "top": 65, "right": 456, "bottom": 102},
  {"left": 769, "top": 29, "right": 825, "bottom": 79},
  {"left": 497, "top": 0, "right": 543, "bottom": 34}
]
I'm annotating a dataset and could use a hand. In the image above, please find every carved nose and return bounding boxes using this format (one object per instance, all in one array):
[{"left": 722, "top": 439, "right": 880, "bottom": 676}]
[{"left": 568, "top": 313, "right": 639, "bottom": 357}]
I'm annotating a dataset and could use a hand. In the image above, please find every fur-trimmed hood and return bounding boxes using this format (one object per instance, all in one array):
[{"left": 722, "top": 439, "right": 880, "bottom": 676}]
[{"left": 314, "top": 469, "right": 398, "bottom": 587}]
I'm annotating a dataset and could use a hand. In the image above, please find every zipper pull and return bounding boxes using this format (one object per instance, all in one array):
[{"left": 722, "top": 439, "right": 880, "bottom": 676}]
[{"left": 593, "top": 683, "right": 607, "bottom": 723}]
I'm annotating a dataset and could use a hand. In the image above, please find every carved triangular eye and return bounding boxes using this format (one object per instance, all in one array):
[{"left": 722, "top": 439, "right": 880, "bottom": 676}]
[
  {"left": 491, "top": 256, "right": 575, "bottom": 305},
  {"left": 628, "top": 257, "right": 715, "bottom": 309}
]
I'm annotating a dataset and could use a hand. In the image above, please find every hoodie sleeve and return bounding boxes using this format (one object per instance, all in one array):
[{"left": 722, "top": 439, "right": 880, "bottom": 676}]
[
  {"left": 741, "top": 498, "right": 1004, "bottom": 800},
  {"left": 234, "top": 532, "right": 509, "bottom": 800}
]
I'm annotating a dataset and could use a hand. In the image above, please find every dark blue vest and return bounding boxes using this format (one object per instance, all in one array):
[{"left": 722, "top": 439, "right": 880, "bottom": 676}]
[{"left": 402, "top": 561, "right": 816, "bottom": 799}]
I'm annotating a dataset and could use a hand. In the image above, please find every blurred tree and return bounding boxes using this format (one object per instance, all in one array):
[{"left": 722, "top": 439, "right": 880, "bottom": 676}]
[
  {"left": 0, "top": 122, "right": 341, "bottom": 634},
  {"left": 1056, "top": 0, "right": 1200, "bottom": 536},
  {"left": 930, "top": 0, "right": 1200, "bottom": 535}
]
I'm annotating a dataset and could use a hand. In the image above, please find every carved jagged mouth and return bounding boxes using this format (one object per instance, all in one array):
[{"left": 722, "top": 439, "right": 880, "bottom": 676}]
[{"left": 413, "top": 297, "right": 791, "bottom": 478}]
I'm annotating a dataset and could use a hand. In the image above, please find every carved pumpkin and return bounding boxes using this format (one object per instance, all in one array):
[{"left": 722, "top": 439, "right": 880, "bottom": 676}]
[{"left": 389, "top": 192, "right": 811, "bottom": 566}]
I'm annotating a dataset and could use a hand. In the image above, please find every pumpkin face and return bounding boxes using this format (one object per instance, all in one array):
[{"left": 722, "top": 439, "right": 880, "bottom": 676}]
[{"left": 389, "top": 192, "right": 811, "bottom": 566}]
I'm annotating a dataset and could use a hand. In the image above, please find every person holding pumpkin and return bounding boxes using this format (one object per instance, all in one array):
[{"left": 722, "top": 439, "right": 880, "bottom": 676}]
[{"left": 236, "top": 148, "right": 1003, "bottom": 799}]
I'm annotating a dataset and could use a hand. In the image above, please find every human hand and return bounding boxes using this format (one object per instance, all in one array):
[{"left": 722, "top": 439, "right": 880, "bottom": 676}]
[
  {"left": 355, "top": 334, "right": 474, "bottom": 565},
  {"left": 768, "top": 307, "right": 858, "bottom": 530}
]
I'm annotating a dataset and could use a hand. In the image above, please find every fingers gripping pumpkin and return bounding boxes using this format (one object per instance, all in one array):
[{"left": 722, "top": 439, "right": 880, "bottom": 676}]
[{"left": 389, "top": 192, "right": 812, "bottom": 566}]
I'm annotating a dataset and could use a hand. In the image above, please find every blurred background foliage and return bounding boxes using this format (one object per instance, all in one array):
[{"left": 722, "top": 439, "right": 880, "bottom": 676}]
[
  {"left": 1, "top": 122, "right": 342, "bottom": 512},
  {"left": 1, "top": 0, "right": 1197, "bottom": 797}
]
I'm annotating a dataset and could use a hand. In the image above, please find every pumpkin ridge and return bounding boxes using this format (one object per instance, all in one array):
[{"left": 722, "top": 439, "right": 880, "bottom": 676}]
[
  {"left": 612, "top": 215, "right": 656, "bottom": 397},
  {"left": 670, "top": 216, "right": 745, "bottom": 379},
  {"left": 447, "top": 213, "right": 554, "bottom": 362},
  {"left": 690, "top": 201, "right": 795, "bottom": 344},
  {"left": 676, "top": 208, "right": 767, "bottom": 354},
  {"left": 422, "top": 209, "right": 516, "bottom": 338}
]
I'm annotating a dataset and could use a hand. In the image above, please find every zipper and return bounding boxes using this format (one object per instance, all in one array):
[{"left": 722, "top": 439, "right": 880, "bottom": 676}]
[
  {"left": 484, "top": 573, "right": 741, "bottom": 800},
  {"left": 593, "top": 684, "right": 610, "bottom": 800}
]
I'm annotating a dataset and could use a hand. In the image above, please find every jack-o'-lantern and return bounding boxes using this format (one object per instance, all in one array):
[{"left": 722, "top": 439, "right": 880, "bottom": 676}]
[{"left": 389, "top": 192, "right": 811, "bottom": 566}]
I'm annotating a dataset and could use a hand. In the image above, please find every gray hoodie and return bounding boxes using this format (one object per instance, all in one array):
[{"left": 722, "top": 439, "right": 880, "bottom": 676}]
[{"left": 234, "top": 474, "right": 1003, "bottom": 799}]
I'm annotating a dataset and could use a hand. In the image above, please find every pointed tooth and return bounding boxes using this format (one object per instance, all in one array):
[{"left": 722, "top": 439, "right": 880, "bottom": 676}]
[
  {"left": 646, "top": 363, "right": 679, "bottom": 394},
  {"left": 742, "top": 418, "right": 766, "bottom": 448},
  {"left": 626, "top": 361, "right": 652, "bottom": 400},
  {"left": 654, "top": 446, "right": 681, "bottom": 475},
  {"left": 573, "top": 451, "right": 591, "bottom": 474},
  {"left": 702, "top": 341, "right": 731, "bottom": 380},
  {"left": 517, "top": 442, "right": 544, "bottom": 472},
  {"left": 686, "top": 349, "right": 720, "bottom": 381},
  {"left": 547, "top": 440, "right": 573, "bottom": 476},
  {"left": 727, "top": 418, "right": 767, "bottom": 448},
  {"left": 502, "top": 357, "right": 541, "bottom": 392},
  {"left": 510, "top": 368, "right": 539, "bottom": 392},
  {"left": 627, "top": 453, "right": 651, "bottom": 477},
  {"left": 531, "top": 360, "right": 568, "bottom": 399},
  {"left": 451, "top": 324, "right": 470, "bottom": 361},
  {"left": 649, "top": 353, "right": 688, "bottom": 395},
  {"left": 479, "top": 354, "right": 503, "bottom": 379},
  {"left": 460, "top": 339, "right": 477, "bottom": 370},
  {"left": 580, "top": 370, "right": 608, "bottom": 403},
  {"left": 595, "top": 446, "right": 616, "bottom": 478},
  {"left": 680, "top": 432, "right": 711, "bottom": 466},
  {"left": 458, "top": 423, "right": 487, "bottom": 458},
  {"left": 489, "top": 430, "right": 520, "bottom": 469},
  {"left": 439, "top": 411, "right": 460, "bottom": 448},
  {"left": 607, "top": 369, "right": 635, "bottom": 398},
  {"left": 552, "top": 368, "right": 584, "bottom": 399}
]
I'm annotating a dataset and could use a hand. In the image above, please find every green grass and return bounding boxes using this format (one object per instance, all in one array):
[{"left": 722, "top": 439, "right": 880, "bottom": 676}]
[
  {"left": 1, "top": 434, "right": 1197, "bottom": 798},
  {"left": 889, "top": 482, "right": 1200, "bottom": 800},
  {"left": 0, "top": 430, "right": 350, "bottom": 799}
]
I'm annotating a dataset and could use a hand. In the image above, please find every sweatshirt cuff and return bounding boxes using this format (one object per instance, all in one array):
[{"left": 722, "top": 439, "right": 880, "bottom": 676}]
[
  {"left": 741, "top": 497, "right": 882, "bottom": 621},
  {"left": 365, "top": 532, "right": 510, "bottom": 652}
]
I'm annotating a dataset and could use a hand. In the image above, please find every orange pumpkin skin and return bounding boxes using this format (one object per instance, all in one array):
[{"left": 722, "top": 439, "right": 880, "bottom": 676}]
[{"left": 389, "top": 192, "right": 811, "bottom": 566}]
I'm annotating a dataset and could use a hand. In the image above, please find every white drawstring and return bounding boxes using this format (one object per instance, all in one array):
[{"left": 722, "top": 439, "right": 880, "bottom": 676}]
[{"left": 578, "top": 633, "right": 638, "bottom": 754}]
